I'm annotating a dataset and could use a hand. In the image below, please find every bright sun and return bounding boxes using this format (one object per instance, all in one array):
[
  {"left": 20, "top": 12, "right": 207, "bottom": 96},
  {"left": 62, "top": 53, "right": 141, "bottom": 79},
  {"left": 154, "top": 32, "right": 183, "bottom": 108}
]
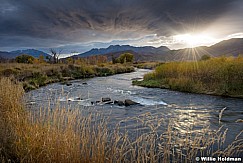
[{"left": 173, "top": 33, "right": 217, "bottom": 48}]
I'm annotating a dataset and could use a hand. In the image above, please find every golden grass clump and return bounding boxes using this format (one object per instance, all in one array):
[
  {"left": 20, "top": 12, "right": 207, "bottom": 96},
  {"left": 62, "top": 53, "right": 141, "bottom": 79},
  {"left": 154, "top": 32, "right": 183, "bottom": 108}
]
[
  {"left": 135, "top": 56, "right": 243, "bottom": 97},
  {"left": 0, "top": 77, "right": 242, "bottom": 162},
  {"left": 0, "top": 77, "right": 108, "bottom": 162}
]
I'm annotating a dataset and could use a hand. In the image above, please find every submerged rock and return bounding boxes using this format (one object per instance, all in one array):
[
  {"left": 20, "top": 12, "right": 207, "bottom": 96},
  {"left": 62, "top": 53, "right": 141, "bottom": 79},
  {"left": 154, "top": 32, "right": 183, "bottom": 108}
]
[
  {"left": 104, "top": 101, "right": 113, "bottom": 104},
  {"left": 74, "top": 97, "right": 82, "bottom": 100},
  {"left": 114, "top": 100, "right": 125, "bottom": 106},
  {"left": 102, "top": 97, "right": 111, "bottom": 102},
  {"left": 124, "top": 99, "right": 139, "bottom": 106},
  {"left": 91, "top": 100, "right": 103, "bottom": 105}
]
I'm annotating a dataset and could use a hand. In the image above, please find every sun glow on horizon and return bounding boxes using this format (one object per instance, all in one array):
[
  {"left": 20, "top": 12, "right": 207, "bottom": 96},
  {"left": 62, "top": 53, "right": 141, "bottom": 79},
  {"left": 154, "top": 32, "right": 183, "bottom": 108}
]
[{"left": 173, "top": 33, "right": 218, "bottom": 48}]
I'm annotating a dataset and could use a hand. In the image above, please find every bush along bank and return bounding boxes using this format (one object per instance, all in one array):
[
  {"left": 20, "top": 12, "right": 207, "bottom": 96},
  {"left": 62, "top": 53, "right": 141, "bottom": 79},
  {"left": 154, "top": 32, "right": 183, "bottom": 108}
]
[
  {"left": 133, "top": 57, "right": 243, "bottom": 98},
  {"left": 0, "top": 63, "right": 134, "bottom": 91}
]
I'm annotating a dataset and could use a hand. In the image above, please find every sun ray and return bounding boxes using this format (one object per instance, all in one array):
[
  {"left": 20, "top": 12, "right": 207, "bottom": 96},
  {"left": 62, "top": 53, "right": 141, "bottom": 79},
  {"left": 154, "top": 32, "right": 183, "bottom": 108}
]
[{"left": 173, "top": 33, "right": 218, "bottom": 48}]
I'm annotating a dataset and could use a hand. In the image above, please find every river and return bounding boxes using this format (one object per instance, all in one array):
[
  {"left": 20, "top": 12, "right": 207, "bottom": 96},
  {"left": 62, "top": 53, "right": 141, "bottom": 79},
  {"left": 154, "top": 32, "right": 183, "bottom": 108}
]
[{"left": 26, "top": 69, "right": 243, "bottom": 147}]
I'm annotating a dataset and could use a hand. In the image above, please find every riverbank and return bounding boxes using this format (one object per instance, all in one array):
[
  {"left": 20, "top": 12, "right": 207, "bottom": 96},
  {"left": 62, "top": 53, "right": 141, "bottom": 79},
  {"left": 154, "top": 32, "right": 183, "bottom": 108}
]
[
  {"left": 0, "top": 63, "right": 134, "bottom": 91},
  {"left": 133, "top": 57, "right": 243, "bottom": 98}
]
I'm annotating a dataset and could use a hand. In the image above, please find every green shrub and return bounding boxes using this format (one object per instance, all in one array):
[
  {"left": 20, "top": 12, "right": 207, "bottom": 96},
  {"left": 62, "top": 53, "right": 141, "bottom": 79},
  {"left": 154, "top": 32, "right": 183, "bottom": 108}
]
[
  {"left": 16, "top": 54, "right": 35, "bottom": 64},
  {"left": 112, "top": 53, "right": 134, "bottom": 64},
  {"left": 95, "top": 67, "right": 114, "bottom": 76},
  {"left": 118, "top": 53, "right": 134, "bottom": 63},
  {"left": 200, "top": 54, "right": 211, "bottom": 61}
]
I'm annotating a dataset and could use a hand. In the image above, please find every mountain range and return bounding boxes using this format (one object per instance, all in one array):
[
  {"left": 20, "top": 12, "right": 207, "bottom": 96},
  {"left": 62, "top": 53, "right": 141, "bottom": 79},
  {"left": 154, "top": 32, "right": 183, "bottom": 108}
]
[
  {"left": 77, "top": 45, "right": 170, "bottom": 57},
  {"left": 1, "top": 38, "right": 243, "bottom": 61},
  {"left": 0, "top": 49, "right": 50, "bottom": 59},
  {"left": 75, "top": 38, "right": 243, "bottom": 61}
]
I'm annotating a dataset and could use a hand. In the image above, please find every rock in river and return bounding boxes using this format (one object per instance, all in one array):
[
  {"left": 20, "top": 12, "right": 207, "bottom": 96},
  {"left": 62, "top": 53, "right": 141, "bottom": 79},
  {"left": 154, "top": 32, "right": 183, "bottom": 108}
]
[
  {"left": 124, "top": 99, "right": 139, "bottom": 106},
  {"left": 114, "top": 100, "right": 125, "bottom": 106},
  {"left": 74, "top": 97, "right": 82, "bottom": 100},
  {"left": 102, "top": 97, "right": 111, "bottom": 102}
]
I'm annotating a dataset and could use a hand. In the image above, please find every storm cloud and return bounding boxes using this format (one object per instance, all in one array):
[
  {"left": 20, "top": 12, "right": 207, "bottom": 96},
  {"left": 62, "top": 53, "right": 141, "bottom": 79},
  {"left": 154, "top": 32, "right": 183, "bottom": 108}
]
[{"left": 0, "top": 0, "right": 243, "bottom": 52}]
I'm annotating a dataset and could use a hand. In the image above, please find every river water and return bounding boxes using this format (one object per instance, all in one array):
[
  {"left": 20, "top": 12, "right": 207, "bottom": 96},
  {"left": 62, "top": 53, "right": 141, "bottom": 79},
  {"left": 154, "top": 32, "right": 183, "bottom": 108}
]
[{"left": 26, "top": 69, "right": 243, "bottom": 147}]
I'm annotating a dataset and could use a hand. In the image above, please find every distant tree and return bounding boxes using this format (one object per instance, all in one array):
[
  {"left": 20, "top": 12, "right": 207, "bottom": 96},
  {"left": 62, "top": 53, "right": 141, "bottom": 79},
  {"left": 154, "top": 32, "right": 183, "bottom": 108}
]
[
  {"left": 112, "top": 55, "right": 117, "bottom": 64},
  {"left": 118, "top": 53, "right": 134, "bottom": 64},
  {"left": 50, "top": 49, "right": 57, "bottom": 63},
  {"left": 97, "top": 55, "right": 107, "bottom": 64},
  {"left": 87, "top": 56, "right": 98, "bottom": 65},
  {"left": 39, "top": 55, "right": 45, "bottom": 63},
  {"left": 115, "top": 57, "right": 121, "bottom": 63},
  {"left": 200, "top": 54, "right": 211, "bottom": 61},
  {"left": 50, "top": 48, "right": 63, "bottom": 63},
  {"left": 15, "top": 54, "right": 34, "bottom": 64}
]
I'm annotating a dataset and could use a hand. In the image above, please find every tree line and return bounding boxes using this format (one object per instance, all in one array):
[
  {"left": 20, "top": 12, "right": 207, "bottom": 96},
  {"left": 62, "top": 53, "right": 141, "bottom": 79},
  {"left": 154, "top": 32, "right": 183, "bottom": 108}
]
[{"left": 14, "top": 51, "right": 134, "bottom": 65}]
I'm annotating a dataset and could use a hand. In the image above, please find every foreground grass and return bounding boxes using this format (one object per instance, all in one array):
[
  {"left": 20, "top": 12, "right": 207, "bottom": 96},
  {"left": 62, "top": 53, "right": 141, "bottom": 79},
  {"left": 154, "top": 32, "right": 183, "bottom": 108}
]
[
  {"left": 0, "top": 77, "right": 242, "bottom": 162},
  {"left": 0, "top": 63, "right": 134, "bottom": 91},
  {"left": 134, "top": 57, "right": 243, "bottom": 98}
]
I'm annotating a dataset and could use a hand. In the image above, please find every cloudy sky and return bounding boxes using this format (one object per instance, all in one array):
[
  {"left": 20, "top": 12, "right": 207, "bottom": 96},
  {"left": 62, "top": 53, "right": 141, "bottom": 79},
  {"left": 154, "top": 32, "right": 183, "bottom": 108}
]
[{"left": 0, "top": 0, "right": 243, "bottom": 55}]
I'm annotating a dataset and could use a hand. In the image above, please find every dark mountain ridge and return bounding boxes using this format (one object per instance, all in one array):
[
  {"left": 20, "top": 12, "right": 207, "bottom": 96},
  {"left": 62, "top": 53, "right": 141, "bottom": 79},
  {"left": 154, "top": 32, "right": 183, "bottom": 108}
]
[
  {"left": 77, "top": 44, "right": 170, "bottom": 57},
  {"left": 76, "top": 38, "right": 243, "bottom": 61},
  {"left": 0, "top": 49, "right": 51, "bottom": 59}
]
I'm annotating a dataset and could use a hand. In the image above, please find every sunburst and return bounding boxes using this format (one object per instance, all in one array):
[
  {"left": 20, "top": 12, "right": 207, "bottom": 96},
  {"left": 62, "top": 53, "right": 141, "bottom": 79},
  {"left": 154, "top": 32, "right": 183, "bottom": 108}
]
[{"left": 173, "top": 33, "right": 217, "bottom": 48}]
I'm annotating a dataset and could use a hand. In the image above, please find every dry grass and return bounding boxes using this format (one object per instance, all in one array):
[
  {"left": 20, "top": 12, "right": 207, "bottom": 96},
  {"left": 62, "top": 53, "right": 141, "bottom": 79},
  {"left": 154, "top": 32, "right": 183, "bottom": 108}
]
[
  {"left": 0, "top": 77, "right": 242, "bottom": 162},
  {"left": 133, "top": 62, "right": 163, "bottom": 69},
  {"left": 135, "top": 56, "right": 243, "bottom": 97}
]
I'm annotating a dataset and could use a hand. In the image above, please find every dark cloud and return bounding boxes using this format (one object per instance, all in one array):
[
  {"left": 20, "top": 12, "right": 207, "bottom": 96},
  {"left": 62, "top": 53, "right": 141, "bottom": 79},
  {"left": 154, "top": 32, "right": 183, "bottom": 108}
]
[{"left": 0, "top": 0, "right": 242, "bottom": 51}]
